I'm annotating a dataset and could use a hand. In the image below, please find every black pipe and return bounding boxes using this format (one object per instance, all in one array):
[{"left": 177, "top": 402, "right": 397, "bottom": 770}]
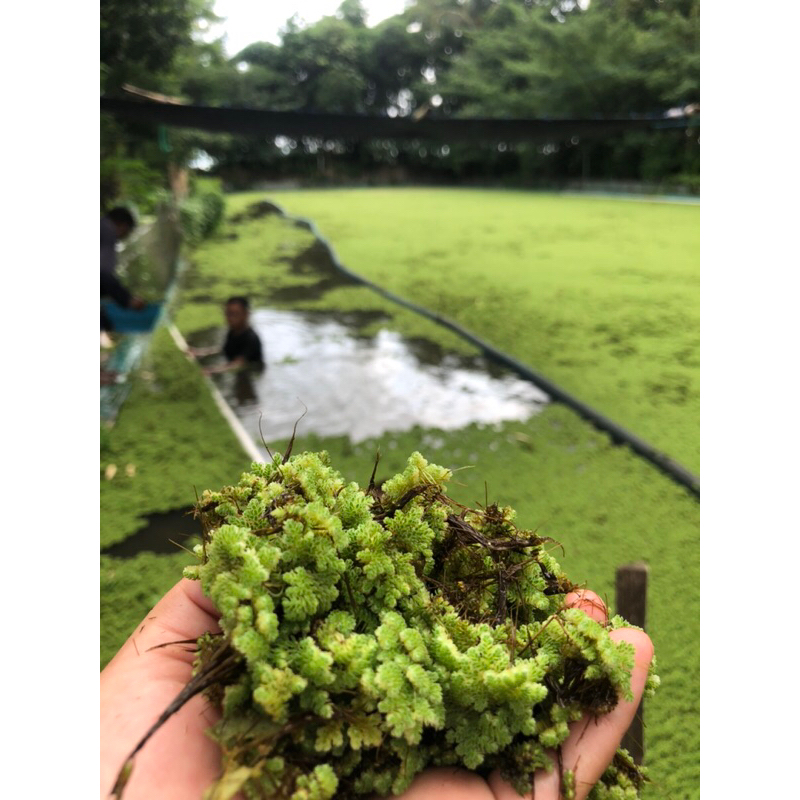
[{"left": 273, "top": 206, "right": 700, "bottom": 499}]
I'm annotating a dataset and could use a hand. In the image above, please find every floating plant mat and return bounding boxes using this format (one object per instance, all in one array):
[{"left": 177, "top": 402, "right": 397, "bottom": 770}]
[
  {"left": 187, "top": 308, "right": 549, "bottom": 449},
  {"left": 113, "top": 449, "right": 658, "bottom": 800}
]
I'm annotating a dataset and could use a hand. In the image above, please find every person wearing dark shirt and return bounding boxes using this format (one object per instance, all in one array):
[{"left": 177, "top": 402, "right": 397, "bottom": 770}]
[
  {"left": 189, "top": 296, "right": 265, "bottom": 375},
  {"left": 101, "top": 207, "right": 145, "bottom": 330},
  {"left": 224, "top": 325, "right": 263, "bottom": 364}
]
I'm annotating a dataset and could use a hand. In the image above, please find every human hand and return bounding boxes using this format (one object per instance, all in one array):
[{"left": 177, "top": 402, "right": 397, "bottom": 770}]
[
  {"left": 187, "top": 346, "right": 216, "bottom": 359},
  {"left": 393, "top": 590, "right": 653, "bottom": 800},
  {"left": 203, "top": 359, "right": 242, "bottom": 376},
  {"left": 100, "top": 579, "right": 223, "bottom": 800},
  {"left": 100, "top": 584, "right": 652, "bottom": 800}
]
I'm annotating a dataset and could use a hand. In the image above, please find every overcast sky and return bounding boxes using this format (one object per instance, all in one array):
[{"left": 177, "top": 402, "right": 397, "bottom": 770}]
[{"left": 208, "top": 0, "right": 410, "bottom": 57}]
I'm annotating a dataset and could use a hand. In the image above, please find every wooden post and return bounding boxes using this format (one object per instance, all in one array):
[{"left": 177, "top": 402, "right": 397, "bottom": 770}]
[{"left": 615, "top": 563, "right": 649, "bottom": 764}]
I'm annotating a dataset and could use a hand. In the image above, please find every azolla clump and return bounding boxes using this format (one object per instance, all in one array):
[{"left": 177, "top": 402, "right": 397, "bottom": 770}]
[{"left": 124, "top": 450, "right": 659, "bottom": 799}]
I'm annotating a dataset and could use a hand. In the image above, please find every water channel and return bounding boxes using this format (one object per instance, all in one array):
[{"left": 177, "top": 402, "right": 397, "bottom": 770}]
[{"left": 188, "top": 307, "right": 550, "bottom": 452}]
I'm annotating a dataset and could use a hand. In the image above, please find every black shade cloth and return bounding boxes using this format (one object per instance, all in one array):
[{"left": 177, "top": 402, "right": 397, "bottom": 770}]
[{"left": 101, "top": 97, "right": 695, "bottom": 143}]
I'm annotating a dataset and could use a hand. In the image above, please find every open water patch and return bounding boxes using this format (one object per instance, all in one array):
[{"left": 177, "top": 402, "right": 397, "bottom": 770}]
[
  {"left": 187, "top": 308, "right": 549, "bottom": 450},
  {"left": 101, "top": 507, "right": 202, "bottom": 558}
]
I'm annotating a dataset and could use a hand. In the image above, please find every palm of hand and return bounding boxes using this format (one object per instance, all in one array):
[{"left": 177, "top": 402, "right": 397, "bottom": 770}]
[{"left": 101, "top": 581, "right": 652, "bottom": 800}]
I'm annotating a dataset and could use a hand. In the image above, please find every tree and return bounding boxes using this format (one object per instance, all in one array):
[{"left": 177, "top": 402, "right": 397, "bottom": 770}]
[
  {"left": 101, "top": 0, "right": 219, "bottom": 94},
  {"left": 434, "top": 0, "right": 698, "bottom": 184},
  {"left": 105, "top": 0, "right": 699, "bottom": 190},
  {"left": 337, "top": 0, "right": 368, "bottom": 27},
  {"left": 100, "top": 0, "right": 223, "bottom": 209},
  {"left": 439, "top": 0, "right": 697, "bottom": 117}
]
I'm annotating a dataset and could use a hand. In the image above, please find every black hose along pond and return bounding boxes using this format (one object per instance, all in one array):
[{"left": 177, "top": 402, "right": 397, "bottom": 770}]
[{"left": 113, "top": 208, "right": 551, "bottom": 557}]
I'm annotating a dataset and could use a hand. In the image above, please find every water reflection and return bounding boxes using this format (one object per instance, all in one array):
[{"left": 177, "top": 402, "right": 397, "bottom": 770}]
[{"left": 190, "top": 308, "right": 549, "bottom": 446}]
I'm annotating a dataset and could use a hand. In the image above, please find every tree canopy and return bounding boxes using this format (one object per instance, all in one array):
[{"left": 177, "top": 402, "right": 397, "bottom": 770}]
[{"left": 100, "top": 0, "right": 699, "bottom": 198}]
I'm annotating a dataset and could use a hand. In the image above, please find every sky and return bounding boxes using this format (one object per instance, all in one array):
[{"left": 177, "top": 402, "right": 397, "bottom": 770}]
[{"left": 207, "top": 0, "right": 410, "bottom": 58}]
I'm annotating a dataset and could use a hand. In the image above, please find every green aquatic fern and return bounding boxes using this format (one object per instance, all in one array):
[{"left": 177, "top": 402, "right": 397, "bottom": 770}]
[{"left": 126, "top": 450, "right": 658, "bottom": 799}]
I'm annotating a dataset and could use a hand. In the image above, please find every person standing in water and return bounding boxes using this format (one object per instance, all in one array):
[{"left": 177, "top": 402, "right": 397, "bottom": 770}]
[{"left": 189, "top": 296, "right": 264, "bottom": 375}]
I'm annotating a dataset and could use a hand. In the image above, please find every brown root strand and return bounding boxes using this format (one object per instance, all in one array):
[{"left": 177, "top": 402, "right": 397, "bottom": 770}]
[
  {"left": 111, "top": 640, "right": 243, "bottom": 799},
  {"left": 282, "top": 402, "right": 308, "bottom": 464}
]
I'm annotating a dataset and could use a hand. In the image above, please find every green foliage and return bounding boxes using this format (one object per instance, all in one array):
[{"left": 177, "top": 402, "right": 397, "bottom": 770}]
[
  {"left": 99, "top": 0, "right": 699, "bottom": 189},
  {"left": 101, "top": 0, "right": 219, "bottom": 93},
  {"left": 433, "top": 0, "right": 699, "bottom": 183},
  {"left": 201, "top": 191, "right": 226, "bottom": 235},
  {"left": 100, "top": 425, "right": 112, "bottom": 456},
  {"left": 100, "top": 0, "right": 225, "bottom": 217},
  {"left": 100, "top": 152, "right": 164, "bottom": 215},
  {"left": 179, "top": 189, "right": 227, "bottom": 245},
  {"left": 185, "top": 451, "right": 658, "bottom": 799},
  {"left": 441, "top": 1, "right": 698, "bottom": 117},
  {"left": 164, "top": 0, "right": 698, "bottom": 186},
  {"left": 179, "top": 200, "right": 205, "bottom": 246},
  {"left": 192, "top": 175, "right": 224, "bottom": 195},
  {"left": 669, "top": 172, "right": 700, "bottom": 196}
]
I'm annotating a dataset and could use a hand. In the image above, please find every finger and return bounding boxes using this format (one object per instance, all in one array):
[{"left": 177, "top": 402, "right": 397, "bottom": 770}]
[
  {"left": 488, "top": 628, "right": 653, "bottom": 800},
  {"left": 100, "top": 579, "right": 224, "bottom": 799},
  {"left": 564, "top": 628, "right": 653, "bottom": 800},
  {"left": 390, "top": 767, "right": 496, "bottom": 800},
  {"left": 564, "top": 589, "right": 608, "bottom": 624},
  {"left": 104, "top": 578, "right": 221, "bottom": 672},
  {"left": 179, "top": 575, "right": 221, "bottom": 620}
]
